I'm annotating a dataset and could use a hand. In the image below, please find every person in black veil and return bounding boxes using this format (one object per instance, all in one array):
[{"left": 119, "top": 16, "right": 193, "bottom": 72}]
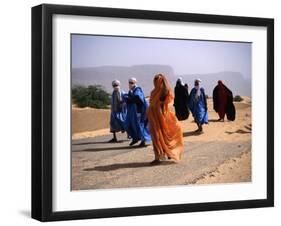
[
  {"left": 184, "top": 83, "right": 189, "bottom": 91},
  {"left": 213, "top": 80, "right": 236, "bottom": 121},
  {"left": 173, "top": 78, "right": 190, "bottom": 121}
]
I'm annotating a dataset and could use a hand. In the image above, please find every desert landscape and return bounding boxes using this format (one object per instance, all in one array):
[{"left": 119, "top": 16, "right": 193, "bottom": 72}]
[{"left": 71, "top": 97, "right": 252, "bottom": 190}]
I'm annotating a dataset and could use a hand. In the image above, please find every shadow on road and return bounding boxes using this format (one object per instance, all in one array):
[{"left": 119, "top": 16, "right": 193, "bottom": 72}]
[
  {"left": 244, "top": 124, "right": 252, "bottom": 131},
  {"left": 226, "top": 124, "right": 252, "bottom": 135},
  {"left": 72, "top": 140, "right": 128, "bottom": 146},
  {"left": 208, "top": 119, "right": 221, "bottom": 122},
  {"left": 183, "top": 130, "right": 203, "bottom": 137},
  {"left": 84, "top": 161, "right": 176, "bottom": 171},
  {"left": 225, "top": 129, "right": 251, "bottom": 135},
  {"left": 72, "top": 145, "right": 137, "bottom": 153},
  {"left": 208, "top": 119, "right": 237, "bottom": 123}
]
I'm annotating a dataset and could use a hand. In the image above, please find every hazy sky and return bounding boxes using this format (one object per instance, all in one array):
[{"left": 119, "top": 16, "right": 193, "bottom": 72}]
[{"left": 72, "top": 34, "right": 252, "bottom": 78}]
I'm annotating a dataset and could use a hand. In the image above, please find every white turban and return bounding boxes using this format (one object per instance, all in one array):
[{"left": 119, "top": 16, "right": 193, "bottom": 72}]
[
  {"left": 128, "top": 77, "right": 137, "bottom": 84},
  {"left": 112, "top": 80, "right": 120, "bottom": 86}
]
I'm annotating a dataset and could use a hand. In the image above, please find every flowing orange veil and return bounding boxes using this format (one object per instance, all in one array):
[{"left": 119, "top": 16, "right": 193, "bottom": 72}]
[{"left": 147, "top": 74, "right": 184, "bottom": 161}]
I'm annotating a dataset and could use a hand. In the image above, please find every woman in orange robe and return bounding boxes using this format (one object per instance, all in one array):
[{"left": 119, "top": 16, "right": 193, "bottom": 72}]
[{"left": 147, "top": 74, "right": 184, "bottom": 164}]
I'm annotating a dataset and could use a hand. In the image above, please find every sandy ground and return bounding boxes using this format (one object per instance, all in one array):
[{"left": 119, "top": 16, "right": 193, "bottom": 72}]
[
  {"left": 71, "top": 97, "right": 252, "bottom": 190},
  {"left": 195, "top": 151, "right": 251, "bottom": 184},
  {"left": 72, "top": 106, "right": 110, "bottom": 134}
]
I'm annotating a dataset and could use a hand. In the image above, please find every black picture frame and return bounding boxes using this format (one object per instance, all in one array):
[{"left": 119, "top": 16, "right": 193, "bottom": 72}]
[{"left": 32, "top": 3, "right": 274, "bottom": 222}]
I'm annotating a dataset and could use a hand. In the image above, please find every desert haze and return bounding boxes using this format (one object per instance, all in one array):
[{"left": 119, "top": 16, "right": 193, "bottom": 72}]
[{"left": 72, "top": 65, "right": 251, "bottom": 97}]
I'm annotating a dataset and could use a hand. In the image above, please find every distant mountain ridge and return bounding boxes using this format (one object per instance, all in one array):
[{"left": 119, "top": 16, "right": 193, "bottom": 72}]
[
  {"left": 179, "top": 71, "right": 251, "bottom": 97},
  {"left": 72, "top": 65, "right": 251, "bottom": 97},
  {"left": 72, "top": 64, "right": 175, "bottom": 96}
]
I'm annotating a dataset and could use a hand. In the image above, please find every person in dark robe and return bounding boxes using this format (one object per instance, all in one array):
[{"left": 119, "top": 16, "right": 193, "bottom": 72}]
[
  {"left": 123, "top": 77, "right": 151, "bottom": 147},
  {"left": 184, "top": 83, "right": 189, "bottom": 91},
  {"left": 213, "top": 80, "right": 236, "bottom": 121},
  {"left": 189, "top": 79, "right": 208, "bottom": 132},
  {"left": 108, "top": 80, "right": 127, "bottom": 142},
  {"left": 173, "top": 78, "right": 189, "bottom": 121}
]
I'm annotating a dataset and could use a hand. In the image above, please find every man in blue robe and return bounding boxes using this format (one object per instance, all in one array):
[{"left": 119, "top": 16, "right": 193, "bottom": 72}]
[
  {"left": 123, "top": 77, "right": 151, "bottom": 147},
  {"left": 189, "top": 79, "right": 208, "bottom": 133},
  {"left": 109, "top": 80, "right": 127, "bottom": 142}
]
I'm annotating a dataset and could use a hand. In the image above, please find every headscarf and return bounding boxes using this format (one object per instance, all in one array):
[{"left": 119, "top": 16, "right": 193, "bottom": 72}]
[
  {"left": 112, "top": 79, "right": 121, "bottom": 90},
  {"left": 128, "top": 77, "right": 137, "bottom": 90},
  {"left": 128, "top": 77, "right": 137, "bottom": 84},
  {"left": 150, "top": 74, "right": 173, "bottom": 113},
  {"left": 176, "top": 77, "right": 185, "bottom": 86},
  {"left": 218, "top": 80, "right": 226, "bottom": 91},
  {"left": 195, "top": 78, "right": 202, "bottom": 100},
  {"left": 112, "top": 79, "right": 120, "bottom": 87}
]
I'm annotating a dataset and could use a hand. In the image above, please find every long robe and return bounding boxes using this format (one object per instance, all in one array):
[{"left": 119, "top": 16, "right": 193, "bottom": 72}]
[
  {"left": 124, "top": 86, "right": 151, "bottom": 142},
  {"left": 213, "top": 84, "right": 236, "bottom": 121},
  {"left": 189, "top": 87, "right": 208, "bottom": 125},
  {"left": 174, "top": 82, "right": 190, "bottom": 121},
  {"left": 110, "top": 90, "right": 127, "bottom": 133},
  {"left": 147, "top": 74, "right": 184, "bottom": 161}
]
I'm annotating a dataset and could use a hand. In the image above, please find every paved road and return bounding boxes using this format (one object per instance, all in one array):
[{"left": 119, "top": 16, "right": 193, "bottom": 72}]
[
  {"left": 72, "top": 133, "right": 135, "bottom": 159},
  {"left": 72, "top": 132, "right": 251, "bottom": 190}
]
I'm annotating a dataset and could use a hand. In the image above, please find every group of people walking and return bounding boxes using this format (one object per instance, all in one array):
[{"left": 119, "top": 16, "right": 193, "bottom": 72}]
[
  {"left": 109, "top": 78, "right": 151, "bottom": 147},
  {"left": 109, "top": 74, "right": 235, "bottom": 164}
]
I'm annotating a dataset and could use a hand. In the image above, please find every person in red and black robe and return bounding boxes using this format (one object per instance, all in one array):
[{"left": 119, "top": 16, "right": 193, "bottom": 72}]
[{"left": 213, "top": 80, "right": 236, "bottom": 121}]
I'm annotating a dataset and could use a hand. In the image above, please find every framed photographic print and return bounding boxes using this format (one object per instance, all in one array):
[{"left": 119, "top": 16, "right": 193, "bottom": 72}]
[{"left": 31, "top": 4, "right": 274, "bottom": 222}]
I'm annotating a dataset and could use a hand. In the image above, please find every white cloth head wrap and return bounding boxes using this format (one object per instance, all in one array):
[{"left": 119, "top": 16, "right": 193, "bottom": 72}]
[
  {"left": 195, "top": 78, "right": 202, "bottom": 83},
  {"left": 112, "top": 80, "right": 120, "bottom": 87},
  {"left": 128, "top": 77, "right": 137, "bottom": 84}
]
